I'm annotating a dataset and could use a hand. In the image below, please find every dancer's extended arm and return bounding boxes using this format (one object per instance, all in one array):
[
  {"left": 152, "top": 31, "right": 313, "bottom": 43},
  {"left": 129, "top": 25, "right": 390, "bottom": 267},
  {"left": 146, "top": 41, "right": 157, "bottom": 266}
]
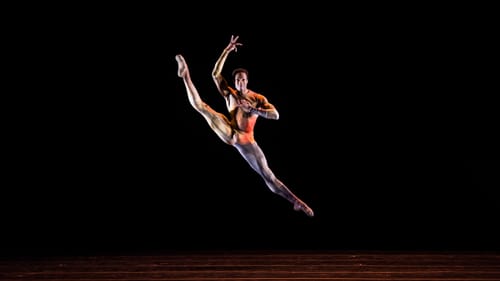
[{"left": 212, "top": 35, "right": 242, "bottom": 98}]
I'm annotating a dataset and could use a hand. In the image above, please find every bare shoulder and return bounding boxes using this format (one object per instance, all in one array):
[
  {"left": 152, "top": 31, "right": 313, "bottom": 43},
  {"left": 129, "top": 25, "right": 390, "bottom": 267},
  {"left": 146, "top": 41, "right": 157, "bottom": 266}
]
[{"left": 248, "top": 90, "right": 268, "bottom": 101}]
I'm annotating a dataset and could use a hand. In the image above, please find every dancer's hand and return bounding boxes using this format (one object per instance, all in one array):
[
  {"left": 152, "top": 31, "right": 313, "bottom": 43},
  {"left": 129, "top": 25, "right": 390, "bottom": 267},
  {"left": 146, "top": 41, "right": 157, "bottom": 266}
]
[
  {"left": 237, "top": 99, "right": 258, "bottom": 113},
  {"left": 225, "top": 35, "right": 243, "bottom": 53},
  {"left": 237, "top": 98, "right": 254, "bottom": 113}
]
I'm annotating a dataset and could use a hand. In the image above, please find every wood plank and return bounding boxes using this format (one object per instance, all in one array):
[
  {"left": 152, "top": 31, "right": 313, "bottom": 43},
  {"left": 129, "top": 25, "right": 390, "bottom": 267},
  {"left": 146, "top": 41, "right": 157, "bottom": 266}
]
[{"left": 1, "top": 251, "right": 499, "bottom": 280}]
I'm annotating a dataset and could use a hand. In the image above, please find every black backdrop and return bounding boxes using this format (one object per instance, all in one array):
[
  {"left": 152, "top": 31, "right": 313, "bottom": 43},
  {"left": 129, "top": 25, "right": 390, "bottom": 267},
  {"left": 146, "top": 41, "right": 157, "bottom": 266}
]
[{"left": 3, "top": 4, "right": 497, "bottom": 256}]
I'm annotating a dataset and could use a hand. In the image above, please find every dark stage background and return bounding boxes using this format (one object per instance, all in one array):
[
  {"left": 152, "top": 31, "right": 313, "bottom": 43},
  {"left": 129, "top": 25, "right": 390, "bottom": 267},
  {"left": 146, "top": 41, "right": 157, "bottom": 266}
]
[{"left": 4, "top": 4, "right": 497, "bottom": 256}]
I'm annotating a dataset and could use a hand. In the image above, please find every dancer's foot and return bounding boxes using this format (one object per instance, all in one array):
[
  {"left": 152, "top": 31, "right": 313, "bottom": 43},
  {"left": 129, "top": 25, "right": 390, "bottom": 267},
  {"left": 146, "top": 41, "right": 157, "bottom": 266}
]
[
  {"left": 294, "top": 200, "right": 314, "bottom": 217},
  {"left": 175, "top": 54, "right": 188, "bottom": 78}
]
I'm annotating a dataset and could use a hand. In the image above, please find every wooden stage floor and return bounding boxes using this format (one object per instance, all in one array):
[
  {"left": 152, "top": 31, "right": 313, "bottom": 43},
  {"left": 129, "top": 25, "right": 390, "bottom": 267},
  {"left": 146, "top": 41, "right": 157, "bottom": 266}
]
[{"left": 1, "top": 250, "right": 499, "bottom": 280}]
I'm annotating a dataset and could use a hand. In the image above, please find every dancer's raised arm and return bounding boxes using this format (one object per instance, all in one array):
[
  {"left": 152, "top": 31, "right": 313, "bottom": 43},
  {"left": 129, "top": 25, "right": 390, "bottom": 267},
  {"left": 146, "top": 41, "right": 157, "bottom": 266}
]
[{"left": 212, "top": 35, "right": 242, "bottom": 97}]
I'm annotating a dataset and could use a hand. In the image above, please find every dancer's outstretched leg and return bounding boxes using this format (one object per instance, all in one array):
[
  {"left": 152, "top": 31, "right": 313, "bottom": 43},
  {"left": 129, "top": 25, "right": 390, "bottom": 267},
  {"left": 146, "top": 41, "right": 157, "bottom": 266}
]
[
  {"left": 176, "top": 54, "right": 235, "bottom": 145},
  {"left": 235, "top": 142, "right": 314, "bottom": 217},
  {"left": 176, "top": 54, "right": 203, "bottom": 110}
]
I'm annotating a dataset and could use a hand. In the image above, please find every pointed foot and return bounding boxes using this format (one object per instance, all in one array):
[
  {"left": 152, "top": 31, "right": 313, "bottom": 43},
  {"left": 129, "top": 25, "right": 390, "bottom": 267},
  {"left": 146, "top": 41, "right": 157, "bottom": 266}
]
[
  {"left": 294, "top": 200, "right": 314, "bottom": 217},
  {"left": 175, "top": 54, "right": 188, "bottom": 78}
]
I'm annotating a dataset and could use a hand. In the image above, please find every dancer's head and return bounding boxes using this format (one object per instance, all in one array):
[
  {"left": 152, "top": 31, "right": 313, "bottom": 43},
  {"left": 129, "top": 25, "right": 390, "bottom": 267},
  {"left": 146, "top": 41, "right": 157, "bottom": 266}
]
[{"left": 232, "top": 68, "right": 249, "bottom": 93}]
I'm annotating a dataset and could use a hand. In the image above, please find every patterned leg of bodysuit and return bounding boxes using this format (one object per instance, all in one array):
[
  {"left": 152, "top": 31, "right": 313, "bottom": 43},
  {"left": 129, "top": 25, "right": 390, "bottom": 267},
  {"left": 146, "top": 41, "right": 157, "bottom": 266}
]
[{"left": 234, "top": 142, "right": 314, "bottom": 217}]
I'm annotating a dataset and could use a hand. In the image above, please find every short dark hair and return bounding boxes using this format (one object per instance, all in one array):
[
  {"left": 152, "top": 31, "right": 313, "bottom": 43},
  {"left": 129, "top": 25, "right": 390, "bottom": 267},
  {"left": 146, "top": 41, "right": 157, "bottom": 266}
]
[{"left": 232, "top": 68, "right": 249, "bottom": 78}]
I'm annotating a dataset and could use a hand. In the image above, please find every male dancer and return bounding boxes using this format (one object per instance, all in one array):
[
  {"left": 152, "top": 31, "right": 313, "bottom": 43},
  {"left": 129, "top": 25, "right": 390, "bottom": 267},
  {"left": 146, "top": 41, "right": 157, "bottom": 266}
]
[{"left": 175, "top": 35, "right": 314, "bottom": 217}]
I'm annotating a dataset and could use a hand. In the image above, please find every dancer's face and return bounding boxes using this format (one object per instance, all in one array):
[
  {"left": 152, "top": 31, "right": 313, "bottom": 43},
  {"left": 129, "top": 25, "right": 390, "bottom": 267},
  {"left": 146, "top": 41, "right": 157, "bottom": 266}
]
[{"left": 234, "top": 72, "right": 248, "bottom": 93}]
